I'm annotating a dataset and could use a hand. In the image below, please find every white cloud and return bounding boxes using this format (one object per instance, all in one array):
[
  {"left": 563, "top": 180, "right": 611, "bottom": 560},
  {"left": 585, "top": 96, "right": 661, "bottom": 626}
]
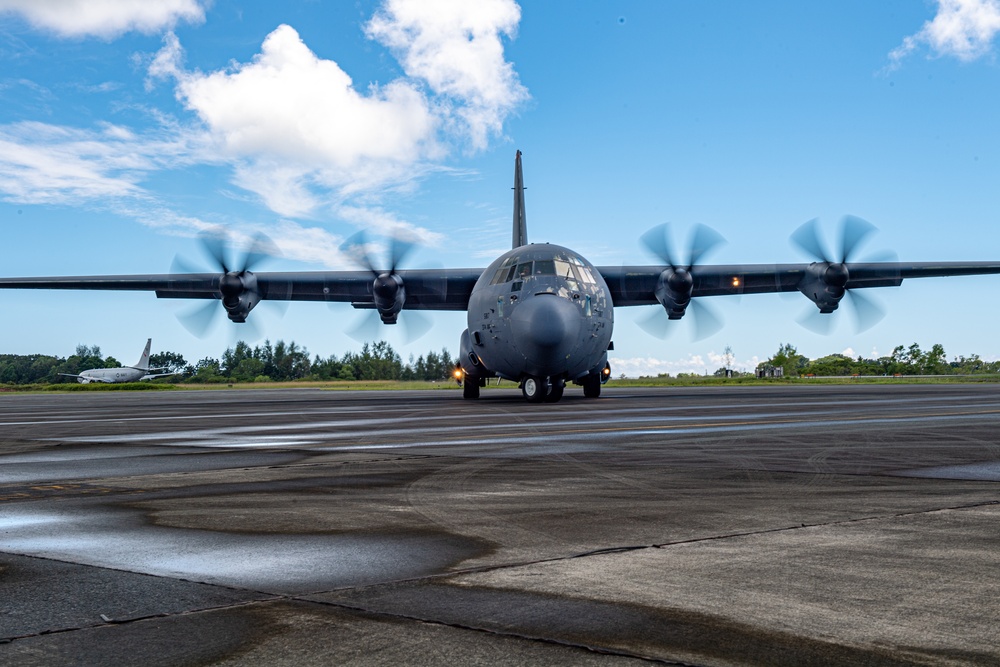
[
  {"left": 171, "top": 26, "right": 438, "bottom": 167},
  {"left": 0, "top": 121, "right": 158, "bottom": 204},
  {"left": 366, "top": 0, "right": 528, "bottom": 149},
  {"left": 150, "top": 25, "right": 443, "bottom": 219},
  {"left": 0, "top": 2, "right": 528, "bottom": 266},
  {"left": 610, "top": 353, "right": 762, "bottom": 378},
  {"left": 888, "top": 0, "right": 1000, "bottom": 68},
  {"left": 148, "top": 7, "right": 528, "bottom": 224},
  {"left": 0, "top": 121, "right": 396, "bottom": 269},
  {"left": 335, "top": 205, "right": 444, "bottom": 247},
  {"left": 0, "top": 0, "right": 207, "bottom": 39}
]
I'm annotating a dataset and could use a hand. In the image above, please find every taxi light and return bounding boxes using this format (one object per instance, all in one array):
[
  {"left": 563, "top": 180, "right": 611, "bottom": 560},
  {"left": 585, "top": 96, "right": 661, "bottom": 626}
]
[{"left": 731, "top": 276, "right": 741, "bottom": 287}]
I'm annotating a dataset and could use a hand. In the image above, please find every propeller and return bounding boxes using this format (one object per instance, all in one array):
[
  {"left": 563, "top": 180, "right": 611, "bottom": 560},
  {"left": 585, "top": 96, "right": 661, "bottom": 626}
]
[
  {"left": 637, "top": 223, "right": 726, "bottom": 341},
  {"left": 170, "top": 228, "right": 288, "bottom": 339},
  {"left": 339, "top": 231, "right": 434, "bottom": 343},
  {"left": 789, "top": 216, "right": 897, "bottom": 333}
]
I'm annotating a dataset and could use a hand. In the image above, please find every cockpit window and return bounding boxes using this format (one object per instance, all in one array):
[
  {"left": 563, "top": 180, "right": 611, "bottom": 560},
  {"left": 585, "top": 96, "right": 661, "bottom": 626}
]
[
  {"left": 490, "top": 257, "right": 519, "bottom": 285},
  {"left": 576, "top": 265, "right": 597, "bottom": 284},
  {"left": 533, "top": 259, "right": 555, "bottom": 275},
  {"left": 489, "top": 254, "right": 598, "bottom": 285},
  {"left": 553, "top": 259, "right": 574, "bottom": 280}
]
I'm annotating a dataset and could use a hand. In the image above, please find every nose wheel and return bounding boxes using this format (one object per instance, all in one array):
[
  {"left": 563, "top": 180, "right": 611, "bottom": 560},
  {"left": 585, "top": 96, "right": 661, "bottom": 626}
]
[
  {"left": 521, "top": 376, "right": 549, "bottom": 403},
  {"left": 521, "top": 376, "right": 565, "bottom": 403}
]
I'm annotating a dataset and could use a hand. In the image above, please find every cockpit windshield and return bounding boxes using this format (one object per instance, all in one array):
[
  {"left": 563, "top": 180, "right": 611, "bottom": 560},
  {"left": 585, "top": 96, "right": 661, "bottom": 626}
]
[{"left": 488, "top": 253, "right": 596, "bottom": 285}]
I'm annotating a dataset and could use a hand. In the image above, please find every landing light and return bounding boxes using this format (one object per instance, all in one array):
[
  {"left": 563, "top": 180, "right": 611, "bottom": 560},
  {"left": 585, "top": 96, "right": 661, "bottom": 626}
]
[{"left": 731, "top": 276, "right": 741, "bottom": 288}]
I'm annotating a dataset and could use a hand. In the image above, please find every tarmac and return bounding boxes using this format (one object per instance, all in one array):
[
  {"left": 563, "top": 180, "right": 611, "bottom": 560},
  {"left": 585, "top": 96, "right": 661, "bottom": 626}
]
[{"left": 1, "top": 384, "right": 999, "bottom": 666}]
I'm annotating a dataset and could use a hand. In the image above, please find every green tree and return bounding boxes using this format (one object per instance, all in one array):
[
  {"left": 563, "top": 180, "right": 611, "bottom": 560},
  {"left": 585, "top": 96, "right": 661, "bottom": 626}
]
[
  {"left": 922, "top": 343, "right": 947, "bottom": 375},
  {"left": 768, "top": 343, "right": 807, "bottom": 377},
  {"left": 231, "top": 357, "right": 265, "bottom": 382},
  {"left": 149, "top": 351, "right": 187, "bottom": 373},
  {"left": 188, "top": 357, "right": 224, "bottom": 383}
]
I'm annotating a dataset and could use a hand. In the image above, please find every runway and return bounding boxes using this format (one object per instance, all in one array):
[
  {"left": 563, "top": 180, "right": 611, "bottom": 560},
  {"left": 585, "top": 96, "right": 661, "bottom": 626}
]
[{"left": 1, "top": 384, "right": 999, "bottom": 665}]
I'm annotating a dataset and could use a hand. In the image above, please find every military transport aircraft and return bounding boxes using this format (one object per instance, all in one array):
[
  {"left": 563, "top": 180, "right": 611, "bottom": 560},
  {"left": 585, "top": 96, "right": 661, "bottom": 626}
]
[
  {"left": 59, "top": 338, "right": 179, "bottom": 384},
  {"left": 3, "top": 151, "right": 1000, "bottom": 402}
]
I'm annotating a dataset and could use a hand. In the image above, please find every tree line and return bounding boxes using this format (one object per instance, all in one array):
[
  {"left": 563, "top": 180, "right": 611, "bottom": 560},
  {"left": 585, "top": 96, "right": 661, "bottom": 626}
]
[
  {"left": 757, "top": 342, "right": 1000, "bottom": 378},
  {"left": 0, "top": 340, "right": 456, "bottom": 385}
]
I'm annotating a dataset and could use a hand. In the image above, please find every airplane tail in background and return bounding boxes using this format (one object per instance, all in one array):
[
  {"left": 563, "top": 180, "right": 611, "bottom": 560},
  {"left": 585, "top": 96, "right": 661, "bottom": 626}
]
[
  {"left": 133, "top": 338, "right": 151, "bottom": 371},
  {"left": 512, "top": 150, "right": 527, "bottom": 249}
]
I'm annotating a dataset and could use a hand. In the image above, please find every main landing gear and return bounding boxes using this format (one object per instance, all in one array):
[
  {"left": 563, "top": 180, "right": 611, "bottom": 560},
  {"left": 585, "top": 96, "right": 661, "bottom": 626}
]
[{"left": 463, "top": 380, "right": 480, "bottom": 399}]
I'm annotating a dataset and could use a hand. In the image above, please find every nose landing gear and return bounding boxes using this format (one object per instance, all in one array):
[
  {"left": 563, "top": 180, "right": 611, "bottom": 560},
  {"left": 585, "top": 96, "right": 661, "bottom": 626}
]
[
  {"left": 521, "top": 376, "right": 549, "bottom": 403},
  {"left": 521, "top": 376, "right": 566, "bottom": 403}
]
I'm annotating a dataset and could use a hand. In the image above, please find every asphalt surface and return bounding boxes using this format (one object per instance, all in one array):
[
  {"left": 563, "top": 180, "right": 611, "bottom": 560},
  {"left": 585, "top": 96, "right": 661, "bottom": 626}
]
[{"left": 1, "top": 384, "right": 999, "bottom": 666}]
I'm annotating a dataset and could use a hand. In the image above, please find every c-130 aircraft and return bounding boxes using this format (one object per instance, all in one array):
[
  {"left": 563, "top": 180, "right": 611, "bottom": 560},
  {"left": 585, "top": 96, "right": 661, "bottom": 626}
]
[{"left": 3, "top": 151, "right": 1000, "bottom": 403}]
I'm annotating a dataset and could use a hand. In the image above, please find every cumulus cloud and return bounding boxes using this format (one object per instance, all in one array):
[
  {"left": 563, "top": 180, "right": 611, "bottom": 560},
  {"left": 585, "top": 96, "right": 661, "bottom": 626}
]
[
  {"left": 150, "top": 24, "right": 442, "bottom": 222},
  {"left": 888, "top": 0, "right": 1000, "bottom": 68},
  {"left": 0, "top": 0, "right": 206, "bottom": 39},
  {"left": 366, "top": 0, "right": 528, "bottom": 149},
  {"left": 148, "top": 6, "right": 527, "bottom": 226},
  {"left": 166, "top": 26, "right": 438, "bottom": 168}
]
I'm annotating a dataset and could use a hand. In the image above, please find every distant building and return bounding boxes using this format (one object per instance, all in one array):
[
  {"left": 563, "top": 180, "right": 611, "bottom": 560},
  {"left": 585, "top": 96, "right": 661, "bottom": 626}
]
[{"left": 756, "top": 364, "right": 784, "bottom": 378}]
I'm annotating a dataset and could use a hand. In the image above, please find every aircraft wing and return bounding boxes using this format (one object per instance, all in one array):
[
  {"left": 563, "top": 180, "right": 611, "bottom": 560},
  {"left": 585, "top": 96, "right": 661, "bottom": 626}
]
[
  {"left": 0, "top": 269, "right": 483, "bottom": 311},
  {"left": 599, "top": 262, "right": 1000, "bottom": 306}
]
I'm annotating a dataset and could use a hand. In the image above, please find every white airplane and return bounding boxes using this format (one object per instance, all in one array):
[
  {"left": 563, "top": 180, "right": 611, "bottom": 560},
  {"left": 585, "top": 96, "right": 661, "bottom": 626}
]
[{"left": 59, "top": 338, "right": 179, "bottom": 384}]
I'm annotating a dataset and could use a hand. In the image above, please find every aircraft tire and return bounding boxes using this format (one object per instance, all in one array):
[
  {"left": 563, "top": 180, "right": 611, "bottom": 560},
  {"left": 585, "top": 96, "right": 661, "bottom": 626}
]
[
  {"left": 522, "top": 376, "right": 548, "bottom": 403},
  {"left": 544, "top": 379, "right": 565, "bottom": 403},
  {"left": 583, "top": 374, "right": 601, "bottom": 398},
  {"left": 463, "top": 380, "right": 480, "bottom": 399}
]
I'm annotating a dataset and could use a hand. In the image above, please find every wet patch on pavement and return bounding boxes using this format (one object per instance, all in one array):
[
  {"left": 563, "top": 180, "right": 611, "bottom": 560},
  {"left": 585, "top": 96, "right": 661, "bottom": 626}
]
[
  {"left": 0, "top": 503, "right": 492, "bottom": 595},
  {"left": 889, "top": 460, "right": 1000, "bottom": 481},
  {"left": 316, "top": 582, "right": 969, "bottom": 666}
]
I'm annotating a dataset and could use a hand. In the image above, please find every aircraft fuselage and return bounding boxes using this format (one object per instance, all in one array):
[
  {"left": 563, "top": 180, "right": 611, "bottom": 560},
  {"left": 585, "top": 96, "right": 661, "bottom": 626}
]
[
  {"left": 73, "top": 367, "right": 146, "bottom": 383},
  {"left": 460, "top": 243, "right": 613, "bottom": 399}
]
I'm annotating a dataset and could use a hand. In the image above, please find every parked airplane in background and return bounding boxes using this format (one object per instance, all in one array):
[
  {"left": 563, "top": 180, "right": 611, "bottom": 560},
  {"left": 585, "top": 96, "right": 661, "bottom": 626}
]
[
  {"left": 59, "top": 339, "right": 179, "bottom": 384},
  {"left": 4, "top": 152, "right": 1000, "bottom": 402}
]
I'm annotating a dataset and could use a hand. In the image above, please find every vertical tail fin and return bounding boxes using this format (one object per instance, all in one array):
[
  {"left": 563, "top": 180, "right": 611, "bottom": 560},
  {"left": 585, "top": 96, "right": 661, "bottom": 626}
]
[
  {"left": 512, "top": 150, "right": 527, "bottom": 249},
  {"left": 135, "top": 338, "right": 151, "bottom": 371}
]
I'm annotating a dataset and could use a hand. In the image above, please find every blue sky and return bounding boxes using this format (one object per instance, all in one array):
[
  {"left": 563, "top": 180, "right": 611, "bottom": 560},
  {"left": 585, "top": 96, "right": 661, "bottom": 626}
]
[{"left": 1, "top": 0, "right": 1000, "bottom": 375}]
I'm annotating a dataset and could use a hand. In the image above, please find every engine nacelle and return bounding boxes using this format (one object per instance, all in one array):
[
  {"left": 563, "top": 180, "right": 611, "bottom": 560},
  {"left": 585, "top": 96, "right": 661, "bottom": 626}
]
[
  {"left": 221, "top": 270, "right": 261, "bottom": 323},
  {"left": 372, "top": 273, "right": 405, "bottom": 324},
  {"left": 798, "top": 262, "right": 848, "bottom": 313},
  {"left": 654, "top": 267, "right": 694, "bottom": 320}
]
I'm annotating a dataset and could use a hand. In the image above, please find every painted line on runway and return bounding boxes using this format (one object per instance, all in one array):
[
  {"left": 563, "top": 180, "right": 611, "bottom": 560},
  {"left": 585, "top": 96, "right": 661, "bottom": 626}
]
[
  {"left": 22, "top": 406, "right": 1000, "bottom": 451},
  {"left": 1, "top": 391, "right": 993, "bottom": 427},
  {"left": 329, "top": 408, "right": 1000, "bottom": 450}
]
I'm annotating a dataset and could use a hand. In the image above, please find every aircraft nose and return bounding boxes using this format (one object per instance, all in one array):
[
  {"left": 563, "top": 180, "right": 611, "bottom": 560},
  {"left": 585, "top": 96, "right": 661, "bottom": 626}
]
[{"left": 510, "top": 294, "right": 581, "bottom": 372}]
